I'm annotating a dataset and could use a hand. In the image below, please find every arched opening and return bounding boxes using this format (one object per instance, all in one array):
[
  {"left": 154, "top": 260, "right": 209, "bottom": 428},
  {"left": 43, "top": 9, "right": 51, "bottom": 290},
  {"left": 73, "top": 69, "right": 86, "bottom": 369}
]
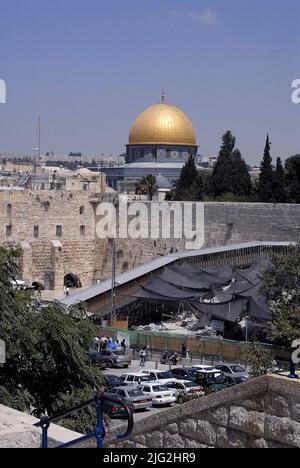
[
  {"left": 64, "top": 273, "right": 82, "bottom": 289},
  {"left": 79, "top": 205, "right": 85, "bottom": 215},
  {"left": 7, "top": 204, "right": 12, "bottom": 215}
]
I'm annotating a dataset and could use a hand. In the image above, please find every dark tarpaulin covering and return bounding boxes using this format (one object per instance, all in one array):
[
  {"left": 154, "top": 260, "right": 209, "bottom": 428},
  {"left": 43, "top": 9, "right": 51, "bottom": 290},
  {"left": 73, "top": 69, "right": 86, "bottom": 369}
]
[
  {"left": 235, "top": 258, "right": 272, "bottom": 285},
  {"left": 238, "top": 282, "right": 273, "bottom": 321},
  {"left": 132, "top": 277, "right": 201, "bottom": 303},
  {"left": 202, "top": 289, "right": 233, "bottom": 303},
  {"left": 189, "top": 298, "right": 248, "bottom": 323},
  {"left": 200, "top": 264, "right": 235, "bottom": 281},
  {"left": 159, "top": 266, "right": 211, "bottom": 290},
  {"left": 131, "top": 259, "right": 273, "bottom": 327},
  {"left": 224, "top": 280, "right": 254, "bottom": 295}
]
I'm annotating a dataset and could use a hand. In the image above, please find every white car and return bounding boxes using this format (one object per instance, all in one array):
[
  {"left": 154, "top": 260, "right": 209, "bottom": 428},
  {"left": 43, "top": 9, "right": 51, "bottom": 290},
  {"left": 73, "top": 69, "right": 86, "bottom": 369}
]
[
  {"left": 120, "top": 372, "right": 152, "bottom": 386},
  {"left": 141, "top": 369, "right": 175, "bottom": 385},
  {"left": 164, "top": 379, "right": 205, "bottom": 399},
  {"left": 139, "top": 382, "right": 177, "bottom": 406},
  {"left": 192, "top": 365, "right": 222, "bottom": 376}
]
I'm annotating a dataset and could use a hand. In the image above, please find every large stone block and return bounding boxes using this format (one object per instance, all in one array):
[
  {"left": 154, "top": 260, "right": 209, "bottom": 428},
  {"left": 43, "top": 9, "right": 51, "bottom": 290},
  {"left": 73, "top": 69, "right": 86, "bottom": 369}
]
[
  {"left": 179, "top": 419, "right": 197, "bottom": 439},
  {"left": 194, "top": 420, "right": 217, "bottom": 446},
  {"left": 201, "top": 407, "right": 229, "bottom": 427},
  {"left": 164, "top": 433, "right": 185, "bottom": 448},
  {"left": 144, "top": 431, "right": 164, "bottom": 448},
  {"left": 229, "top": 406, "right": 265, "bottom": 437},
  {"left": 266, "top": 393, "right": 291, "bottom": 418},
  {"left": 265, "top": 415, "right": 300, "bottom": 448}
]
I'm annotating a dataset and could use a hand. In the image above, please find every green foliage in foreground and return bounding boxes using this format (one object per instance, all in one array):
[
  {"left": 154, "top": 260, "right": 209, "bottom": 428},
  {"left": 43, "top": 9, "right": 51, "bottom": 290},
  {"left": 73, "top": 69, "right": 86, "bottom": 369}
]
[
  {"left": 242, "top": 342, "right": 275, "bottom": 378},
  {"left": 0, "top": 248, "right": 103, "bottom": 434},
  {"left": 261, "top": 249, "right": 300, "bottom": 347}
]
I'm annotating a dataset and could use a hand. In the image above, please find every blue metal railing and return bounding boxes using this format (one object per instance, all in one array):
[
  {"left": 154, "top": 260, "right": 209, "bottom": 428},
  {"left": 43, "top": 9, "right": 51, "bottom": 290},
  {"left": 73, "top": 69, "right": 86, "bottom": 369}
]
[{"left": 34, "top": 392, "right": 134, "bottom": 449}]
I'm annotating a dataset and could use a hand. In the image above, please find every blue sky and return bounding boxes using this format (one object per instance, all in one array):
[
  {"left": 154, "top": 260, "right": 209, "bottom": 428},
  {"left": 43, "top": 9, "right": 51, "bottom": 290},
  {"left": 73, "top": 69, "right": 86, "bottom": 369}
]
[{"left": 0, "top": 0, "right": 299, "bottom": 164}]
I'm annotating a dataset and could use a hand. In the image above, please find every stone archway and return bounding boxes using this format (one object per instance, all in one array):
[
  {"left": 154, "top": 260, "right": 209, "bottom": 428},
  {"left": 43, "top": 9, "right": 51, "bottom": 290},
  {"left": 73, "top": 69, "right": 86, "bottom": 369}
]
[{"left": 64, "top": 273, "right": 82, "bottom": 289}]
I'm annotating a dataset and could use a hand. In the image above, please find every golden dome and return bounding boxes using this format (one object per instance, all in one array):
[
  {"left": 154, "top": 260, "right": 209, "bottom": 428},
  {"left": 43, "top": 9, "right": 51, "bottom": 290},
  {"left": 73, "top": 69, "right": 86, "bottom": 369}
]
[{"left": 129, "top": 102, "right": 197, "bottom": 146}]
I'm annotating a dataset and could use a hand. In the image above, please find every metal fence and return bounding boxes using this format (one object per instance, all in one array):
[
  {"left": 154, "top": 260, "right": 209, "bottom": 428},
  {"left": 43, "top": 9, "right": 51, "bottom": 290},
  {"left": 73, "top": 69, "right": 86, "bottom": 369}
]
[{"left": 97, "top": 327, "right": 290, "bottom": 364}]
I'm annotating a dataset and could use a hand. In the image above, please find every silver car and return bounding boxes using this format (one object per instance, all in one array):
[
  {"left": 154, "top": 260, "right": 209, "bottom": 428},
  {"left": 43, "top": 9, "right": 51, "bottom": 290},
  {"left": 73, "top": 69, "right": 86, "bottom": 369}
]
[
  {"left": 109, "top": 386, "right": 153, "bottom": 411},
  {"left": 215, "top": 363, "right": 249, "bottom": 382},
  {"left": 101, "top": 348, "right": 131, "bottom": 368}
]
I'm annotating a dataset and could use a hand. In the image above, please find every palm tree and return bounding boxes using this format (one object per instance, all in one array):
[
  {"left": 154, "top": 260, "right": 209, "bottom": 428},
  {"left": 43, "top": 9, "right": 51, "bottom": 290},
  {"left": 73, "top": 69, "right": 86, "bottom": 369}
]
[{"left": 135, "top": 175, "right": 158, "bottom": 200}]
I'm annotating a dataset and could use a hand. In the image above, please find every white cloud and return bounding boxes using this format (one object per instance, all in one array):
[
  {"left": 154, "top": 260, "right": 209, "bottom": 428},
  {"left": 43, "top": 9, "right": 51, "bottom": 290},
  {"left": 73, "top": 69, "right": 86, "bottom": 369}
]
[{"left": 169, "top": 9, "right": 218, "bottom": 26}]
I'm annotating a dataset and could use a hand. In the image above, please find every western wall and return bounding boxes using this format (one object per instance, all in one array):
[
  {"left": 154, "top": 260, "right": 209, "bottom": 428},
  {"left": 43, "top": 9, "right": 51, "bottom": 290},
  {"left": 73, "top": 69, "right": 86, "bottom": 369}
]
[{"left": 0, "top": 191, "right": 299, "bottom": 298}]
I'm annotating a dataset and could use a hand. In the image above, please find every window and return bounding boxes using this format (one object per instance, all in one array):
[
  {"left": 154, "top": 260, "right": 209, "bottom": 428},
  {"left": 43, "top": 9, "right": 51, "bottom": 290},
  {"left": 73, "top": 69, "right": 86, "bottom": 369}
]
[
  {"left": 80, "top": 225, "right": 86, "bottom": 237},
  {"left": 79, "top": 206, "right": 85, "bottom": 215},
  {"left": 56, "top": 225, "right": 62, "bottom": 237},
  {"left": 6, "top": 225, "right": 12, "bottom": 237},
  {"left": 7, "top": 204, "right": 12, "bottom": 215},
  {"left": 83, "top": 184, "right": 88, "bottom": 192},
  {"left": 34, "top": 226, "right": 39, "bottom": 238},
  {"left": 43, "top": 201, "right": 50, "bottom": 211}
]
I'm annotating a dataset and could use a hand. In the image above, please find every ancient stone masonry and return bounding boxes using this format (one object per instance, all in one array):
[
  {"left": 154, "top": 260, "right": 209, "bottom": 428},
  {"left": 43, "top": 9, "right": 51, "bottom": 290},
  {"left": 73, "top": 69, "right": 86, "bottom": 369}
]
[
  {"left": 0, "top": 190, "right": 99, "bottom": 295},
  {"left": 107, "top": 375, "right": 300, "bottom": 449},
  {"left": 0, "top": 190, "right": 299, "bottom": 296}
]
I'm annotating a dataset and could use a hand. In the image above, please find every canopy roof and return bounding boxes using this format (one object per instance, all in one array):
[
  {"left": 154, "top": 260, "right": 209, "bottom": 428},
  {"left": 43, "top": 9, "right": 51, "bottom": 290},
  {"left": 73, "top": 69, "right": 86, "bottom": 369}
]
[{"left": 132, "top": 260, "right": 273, "bottom": 326}]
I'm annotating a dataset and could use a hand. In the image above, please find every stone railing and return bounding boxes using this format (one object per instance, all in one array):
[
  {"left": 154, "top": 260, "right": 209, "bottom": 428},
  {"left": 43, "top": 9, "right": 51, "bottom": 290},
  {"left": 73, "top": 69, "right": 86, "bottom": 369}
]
[{"left": 107, "top": 375, "right": 300, "bottom": 449}]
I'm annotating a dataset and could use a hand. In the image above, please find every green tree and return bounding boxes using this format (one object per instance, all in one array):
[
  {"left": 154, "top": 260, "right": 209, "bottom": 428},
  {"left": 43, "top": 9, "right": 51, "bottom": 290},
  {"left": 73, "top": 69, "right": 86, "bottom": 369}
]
[
  {"left": 261, "top": 250, "right": 300, "bottom": 346},
  {"left": 273, "top": 157, "right": 287, "bottom": 203},
  {"left": 242, "top": 341, "right": 275, "bottom": 378},
  {"left": 166, "top": 155, "right": 204, "bottom": 201},
  {"left": 257, "top": 135, "right": 276, "bottom": 202},
  {"left": 0, "top": 248, "right": 103, "bottom": 433},
  {"left": 210, "top": 131, "right": 251, "bottom": 198},
  {"left": 231, "top": 149, "right": 252, "bottom": 196},
  {"left": 135, "top": 175, "right": 158, "bottom": 200},
  {"left": 285, "top": 154, "right": 300, "bottom": 203}
]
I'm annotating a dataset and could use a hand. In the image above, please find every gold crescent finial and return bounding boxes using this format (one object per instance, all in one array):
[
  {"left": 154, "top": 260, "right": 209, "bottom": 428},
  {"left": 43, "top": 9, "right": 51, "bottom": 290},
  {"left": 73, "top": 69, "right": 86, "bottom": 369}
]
[{"left": 161, "top": 89, "right": 166, "bottom": 103}]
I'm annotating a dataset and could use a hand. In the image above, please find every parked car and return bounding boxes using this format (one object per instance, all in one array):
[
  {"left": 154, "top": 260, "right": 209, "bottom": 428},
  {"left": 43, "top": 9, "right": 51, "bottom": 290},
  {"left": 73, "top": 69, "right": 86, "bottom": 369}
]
[
  {"left": 192, "top": 364, "right": 219, "bottom": 372},
  {"left": 104, "top": 374, "right": 125, "bottom": 390},
  {"left": 88, "top": 349, "right": 111, "bottom": 369},
  {"left": 169, "top": 367, "right": 199, "bottom": 382},
  {"left": 164, "top": 379, "right": 204, "bottom": 403},
  {"left": 141, "top": 369, "right": 175, "bottom": 385},
  {"left": 215, "top": 363, "right": 249, "bottom": 381},
  {"left": 102, "top": 399, "right": 128, "bottom": 419},
  {"left": 223, "top": 375, "right": 249, "bottom": 387},
  {"left": 120, "top": 372, "right": 153, "bottom": 386},
  {"left": 100, "top": 348, "right": 132, "bottom": 368},
  {"left": 139, "top": 383, "right": 177, "bottom": 406},
  {"left": 195, "top": 369, "right": 228, "bottom": 393},
  {"left": 108, "top": 386, "right": 153, "bottom": 412}
]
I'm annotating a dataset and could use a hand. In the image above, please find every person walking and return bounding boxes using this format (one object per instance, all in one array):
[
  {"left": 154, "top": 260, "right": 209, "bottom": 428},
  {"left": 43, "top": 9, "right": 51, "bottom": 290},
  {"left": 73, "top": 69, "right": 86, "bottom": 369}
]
[
  {"left": 121, "top": 339, "right": 126, "bottom": 351},
  {"left": 181, "top": 344, "right": 187, "bottom": 359},
  {"left": 139, "top": 346, "right": 146, "bottom": 367}
]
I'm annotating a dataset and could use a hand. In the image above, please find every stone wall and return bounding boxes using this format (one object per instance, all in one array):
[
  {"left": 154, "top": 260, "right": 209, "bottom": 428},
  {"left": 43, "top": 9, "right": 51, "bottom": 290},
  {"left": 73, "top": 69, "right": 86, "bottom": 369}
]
[
  {"left": 0, "top": 191, "right": 299, "bottom": 296},
  {"left": 108, "top": 375, "right": 300, "bottom": 449},
  {"left": 0, "top": 404, "right": 85, "bottom": 448}
]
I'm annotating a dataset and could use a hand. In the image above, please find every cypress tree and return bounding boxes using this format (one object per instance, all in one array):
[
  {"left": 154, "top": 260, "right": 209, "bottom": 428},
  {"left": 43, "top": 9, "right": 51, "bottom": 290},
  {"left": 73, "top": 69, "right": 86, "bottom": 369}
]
[
  {"left": 210, "top": 131, "right": 235, "bottom": 196},
  {"left": 273, "top": 157, "right": 287, "bottom": 203},
  {"left": 285, "top": 154, "right": 300, "bottom": 203},
  {"left": 231, "top": 149, "right": 252, "bottom": 196},
  {"left": 168, "top": 155, "right": 198, "bottom": 201},
  {"left": 210, "top": 131, "right": 252, "bottom": 198},
  {"left": 257, "top": 135, "right": 276, "bottom": 203}
]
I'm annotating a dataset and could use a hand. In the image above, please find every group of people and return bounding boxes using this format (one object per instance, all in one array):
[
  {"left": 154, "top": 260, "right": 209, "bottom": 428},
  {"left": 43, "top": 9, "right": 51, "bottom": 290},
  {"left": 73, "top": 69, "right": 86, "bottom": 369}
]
[{"left": 96, "top": 336, "right": 127, "bottom": 352}]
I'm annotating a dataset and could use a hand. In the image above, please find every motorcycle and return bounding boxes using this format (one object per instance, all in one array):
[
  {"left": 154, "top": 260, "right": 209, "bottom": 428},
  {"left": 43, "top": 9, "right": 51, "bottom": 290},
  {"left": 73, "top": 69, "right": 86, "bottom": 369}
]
[{"left": 160, "top": 351, "right": 179, "bottom": 365}]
